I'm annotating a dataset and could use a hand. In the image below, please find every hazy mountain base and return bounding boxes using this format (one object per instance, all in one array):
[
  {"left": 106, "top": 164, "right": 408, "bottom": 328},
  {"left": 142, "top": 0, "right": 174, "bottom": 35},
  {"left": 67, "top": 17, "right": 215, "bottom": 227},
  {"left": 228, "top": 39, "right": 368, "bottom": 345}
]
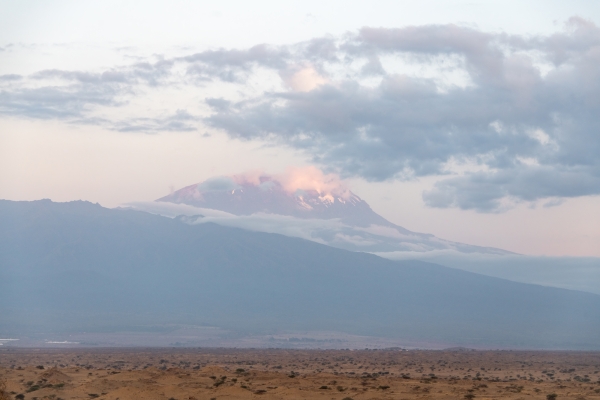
[
  {"left": 129, "top": 202, "right": 600, "bottom": 296},
  {"left": 132, "top": 202, "right": 600, "bottom": 296},
  {"left": 0, "top": 329, "right": 453, "bottom": 350},
  {"left": 1, "top": 199, "right": 600, "bottom": 349}
]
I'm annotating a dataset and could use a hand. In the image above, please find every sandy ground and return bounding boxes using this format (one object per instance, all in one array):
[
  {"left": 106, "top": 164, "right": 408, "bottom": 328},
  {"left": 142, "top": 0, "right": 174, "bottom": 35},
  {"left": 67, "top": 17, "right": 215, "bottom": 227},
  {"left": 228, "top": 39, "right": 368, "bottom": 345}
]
[{"left": 1, "top": 348, "right": 599, "bottom": 399}]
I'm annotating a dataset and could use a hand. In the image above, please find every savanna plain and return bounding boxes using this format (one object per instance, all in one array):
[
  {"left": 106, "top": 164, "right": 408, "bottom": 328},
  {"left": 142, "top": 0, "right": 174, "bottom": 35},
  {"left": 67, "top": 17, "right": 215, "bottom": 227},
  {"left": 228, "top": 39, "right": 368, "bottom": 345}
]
[{"left": 1, "top": 348, "right": 600, "bottom": 400}]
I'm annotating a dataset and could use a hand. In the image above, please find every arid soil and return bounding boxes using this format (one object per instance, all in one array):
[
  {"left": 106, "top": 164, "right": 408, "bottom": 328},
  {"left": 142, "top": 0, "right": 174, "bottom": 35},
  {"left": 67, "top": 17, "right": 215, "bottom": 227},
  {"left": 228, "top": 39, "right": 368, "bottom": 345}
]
[{"left": 1, "top": 348, "right": 599, "bottom": 399}]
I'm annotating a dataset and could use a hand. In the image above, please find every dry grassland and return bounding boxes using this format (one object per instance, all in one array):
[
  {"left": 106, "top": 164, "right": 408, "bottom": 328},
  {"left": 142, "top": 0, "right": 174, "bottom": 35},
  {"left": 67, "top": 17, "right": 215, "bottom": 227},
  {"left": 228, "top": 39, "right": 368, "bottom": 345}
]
[{"left": 1, "top": 348, "right": 599, "bottom": 399}]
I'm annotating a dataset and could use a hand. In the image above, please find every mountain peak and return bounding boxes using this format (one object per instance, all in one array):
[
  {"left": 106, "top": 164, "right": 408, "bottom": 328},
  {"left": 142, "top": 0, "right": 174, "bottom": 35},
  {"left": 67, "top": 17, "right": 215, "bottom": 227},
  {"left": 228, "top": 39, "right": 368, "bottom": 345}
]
[{"left": 157, "top": 169, "right": 394, "bottom": 228}]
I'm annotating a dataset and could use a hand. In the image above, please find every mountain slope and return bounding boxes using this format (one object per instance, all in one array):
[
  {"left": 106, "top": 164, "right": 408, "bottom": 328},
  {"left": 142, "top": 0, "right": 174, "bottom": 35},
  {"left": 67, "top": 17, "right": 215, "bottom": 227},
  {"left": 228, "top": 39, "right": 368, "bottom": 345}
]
[{"left": 1, "top": 199, "right": 599, "bottom": 349}]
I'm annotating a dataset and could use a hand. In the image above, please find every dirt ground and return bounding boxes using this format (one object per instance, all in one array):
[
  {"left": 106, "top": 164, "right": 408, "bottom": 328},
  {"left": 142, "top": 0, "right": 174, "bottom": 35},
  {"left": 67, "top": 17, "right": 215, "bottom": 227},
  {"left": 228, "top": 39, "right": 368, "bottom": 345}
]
[{"left": 1, "top": 348, "right": 599, "bottom": 399}]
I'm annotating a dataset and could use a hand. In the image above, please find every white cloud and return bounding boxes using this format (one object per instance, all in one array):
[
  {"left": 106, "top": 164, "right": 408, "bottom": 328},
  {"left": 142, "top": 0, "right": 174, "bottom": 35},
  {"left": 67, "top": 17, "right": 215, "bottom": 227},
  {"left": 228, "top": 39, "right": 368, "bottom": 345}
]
[
  {"left": 280, "top": 65, "right": 328, "bottom": 92},
  {"left": 125, "top": 201, "right": 510, "bottom": 254}
]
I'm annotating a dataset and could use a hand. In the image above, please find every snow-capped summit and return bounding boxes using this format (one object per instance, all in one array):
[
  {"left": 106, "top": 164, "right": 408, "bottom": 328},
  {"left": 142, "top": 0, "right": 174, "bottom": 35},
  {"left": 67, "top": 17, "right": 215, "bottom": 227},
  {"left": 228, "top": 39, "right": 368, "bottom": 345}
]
[{"left": 157, "top": 172, "right": 399, "bottom": 229}]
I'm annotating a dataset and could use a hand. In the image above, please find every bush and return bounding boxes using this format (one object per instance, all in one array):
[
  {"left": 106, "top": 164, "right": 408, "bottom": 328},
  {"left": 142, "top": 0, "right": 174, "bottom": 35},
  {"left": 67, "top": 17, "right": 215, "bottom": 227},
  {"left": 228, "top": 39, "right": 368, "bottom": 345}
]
[
  {"left": 547, "top": 394, "right": 558, "bottom": 400},
  {"left": 26, "top": 385, "right": 40, "bottom": 393}
]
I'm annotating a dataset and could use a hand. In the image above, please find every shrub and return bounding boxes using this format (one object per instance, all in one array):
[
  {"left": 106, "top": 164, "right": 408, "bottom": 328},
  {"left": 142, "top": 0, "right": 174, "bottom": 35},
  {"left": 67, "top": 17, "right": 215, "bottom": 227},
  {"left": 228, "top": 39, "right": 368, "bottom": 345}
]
[{"left": 26, "top": 385, "right": 40, "bottom": 393}]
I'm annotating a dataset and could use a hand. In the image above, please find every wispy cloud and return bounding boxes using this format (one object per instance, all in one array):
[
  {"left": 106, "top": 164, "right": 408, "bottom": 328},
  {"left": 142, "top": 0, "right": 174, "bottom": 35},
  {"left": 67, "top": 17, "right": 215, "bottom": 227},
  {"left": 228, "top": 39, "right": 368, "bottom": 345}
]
[{"left": 112, "top": 109, "right": 199, "bottom": 133}]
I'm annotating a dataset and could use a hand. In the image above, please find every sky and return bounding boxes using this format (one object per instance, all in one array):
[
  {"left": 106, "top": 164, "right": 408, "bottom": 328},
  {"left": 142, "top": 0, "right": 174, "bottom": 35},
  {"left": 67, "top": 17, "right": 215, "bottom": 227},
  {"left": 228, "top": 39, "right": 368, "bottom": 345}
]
[{"left": 1, "top": 0, "right": 600, "bottom": 256}]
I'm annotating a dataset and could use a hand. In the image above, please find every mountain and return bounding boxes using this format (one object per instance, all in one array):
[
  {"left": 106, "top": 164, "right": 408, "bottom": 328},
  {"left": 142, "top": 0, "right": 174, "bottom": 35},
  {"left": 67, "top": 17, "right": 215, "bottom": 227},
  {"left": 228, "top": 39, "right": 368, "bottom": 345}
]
[
  {"left": 156, "top": 172, "right": 509, "bottom": 254},
  {"left": 2, "top": 199, "right": 600, "bottom": 349},
  {"left": 158, "top": 175, "right": 391, "bottom": 227}
]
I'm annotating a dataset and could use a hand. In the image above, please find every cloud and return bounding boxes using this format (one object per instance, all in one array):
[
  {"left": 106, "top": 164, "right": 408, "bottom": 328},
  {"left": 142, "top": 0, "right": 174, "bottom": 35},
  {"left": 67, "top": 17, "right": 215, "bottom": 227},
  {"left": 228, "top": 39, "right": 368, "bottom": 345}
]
[
  {"left": 423, "top": 166, "right": 600, "bottom": 212},
  {"left": 113, "top": 110, "right": 198, "bottom": 133},
  {"left": 274, "top": 166, "right": 350, "bottom": 199},
  {"left": 197, "top": 176, "right": 240, "bottom": 192},
  {"left": 125, "top": 200, "right": 345, "bottom": 246},
  {"left": 231, "top": 170, "right": 264, "bottom": 186},
  {"left": 0, "top": 74, "right": 22, "bottom": 81},
  {"left": 125, "top": 200, "right": 504, "bottom": 254},
  {"left": 2, "top": 19, "right": 600, "bottom": 211},
  {"left": 280, "top": 65, "right": 328, "bottom": 92},
  {"left": 180, "top": 44, "right": 290, "bottom": 82},
  {"left": 204, "top": 19, "right": 600, "bottom": 211},
  {"left": 0, "top": 61, "right": 172, "bottom": 121},
  {"left": 360, "top": 55, "right": 385, "bottom": 76},
  {"left": 196, "top": 166, "right": 350, "bottom": 199},
  {"left": 0, "top": 84, "right": 122, "bottom": 119}
]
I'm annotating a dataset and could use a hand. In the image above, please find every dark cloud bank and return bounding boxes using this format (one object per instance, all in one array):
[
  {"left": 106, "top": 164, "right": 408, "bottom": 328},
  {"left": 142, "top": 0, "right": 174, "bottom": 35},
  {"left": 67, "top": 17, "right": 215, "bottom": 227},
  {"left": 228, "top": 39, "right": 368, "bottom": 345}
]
[{"left": 2, "top": 17, "right": 599, "bottom": 211}]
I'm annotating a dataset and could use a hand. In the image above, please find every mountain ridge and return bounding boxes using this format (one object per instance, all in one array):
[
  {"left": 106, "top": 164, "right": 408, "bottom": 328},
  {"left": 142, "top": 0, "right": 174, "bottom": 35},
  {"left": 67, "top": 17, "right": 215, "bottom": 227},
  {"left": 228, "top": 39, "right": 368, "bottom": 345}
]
[{"left": 1, "top": 199, "right": 599, "bottom": 349}]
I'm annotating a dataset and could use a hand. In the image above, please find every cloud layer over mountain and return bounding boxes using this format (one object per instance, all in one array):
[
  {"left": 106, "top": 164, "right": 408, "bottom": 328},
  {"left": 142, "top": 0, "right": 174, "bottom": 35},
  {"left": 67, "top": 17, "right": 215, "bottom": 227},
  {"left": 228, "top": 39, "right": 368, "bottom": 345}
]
[
  {"left": 128, "top": 200, "right": 470, "bottom": 253},
  {"left": 2, "top": 17, "right": 599, "bottom": 211}
]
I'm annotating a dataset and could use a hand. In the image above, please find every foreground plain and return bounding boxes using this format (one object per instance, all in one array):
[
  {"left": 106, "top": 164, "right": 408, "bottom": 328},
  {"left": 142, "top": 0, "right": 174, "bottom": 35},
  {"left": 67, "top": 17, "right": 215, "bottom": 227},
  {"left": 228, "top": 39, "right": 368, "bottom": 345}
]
[{"left": 1, "top": 349, "right": 600, "bottom": 400}]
